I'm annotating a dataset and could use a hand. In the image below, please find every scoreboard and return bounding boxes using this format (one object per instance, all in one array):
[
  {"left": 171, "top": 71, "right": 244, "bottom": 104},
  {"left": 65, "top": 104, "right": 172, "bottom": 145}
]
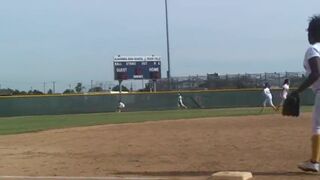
[{"left": 113, "top": 56, "right": 161, "bottom": 80}]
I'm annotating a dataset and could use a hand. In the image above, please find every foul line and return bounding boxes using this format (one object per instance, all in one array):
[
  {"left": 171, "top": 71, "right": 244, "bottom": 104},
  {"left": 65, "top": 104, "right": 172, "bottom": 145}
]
[{"left": 0, "top": 176, "right": 168, "bottom": 180}]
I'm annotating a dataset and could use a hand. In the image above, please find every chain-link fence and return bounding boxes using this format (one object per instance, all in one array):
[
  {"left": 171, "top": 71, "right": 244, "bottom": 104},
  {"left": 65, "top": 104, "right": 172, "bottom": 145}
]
[
  {"left": 0, "top": 80, "right": 118, "bottom": 95},
  {"left": 0, "top": 72, "right": 307, "bottom": 95},
  {"left": 151, "top": 72, "right": 306, "bottom": 91}
]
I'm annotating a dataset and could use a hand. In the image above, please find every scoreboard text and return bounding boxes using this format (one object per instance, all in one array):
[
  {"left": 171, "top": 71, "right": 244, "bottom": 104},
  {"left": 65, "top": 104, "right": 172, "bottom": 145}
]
[{"left": 113, "top": 56, "right": 161, "bottom": 80}]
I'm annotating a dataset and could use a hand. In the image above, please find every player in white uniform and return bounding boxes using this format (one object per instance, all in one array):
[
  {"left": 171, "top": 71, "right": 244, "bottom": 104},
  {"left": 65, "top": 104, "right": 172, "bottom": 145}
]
[
  {"left": 276, "top": 79, "right": 290, "bottom": 110},
  {"left": 117, "top": 100, "right": 125, "bottom": 112},
  {"left": 177, "top": 93, "right": 187, "bottom": 109},
  {"left": 260, "top": 82, "right": 277, "bottom": 113},
  {"left": 293, "top": 15, "right": 320, "bottom": 172}
]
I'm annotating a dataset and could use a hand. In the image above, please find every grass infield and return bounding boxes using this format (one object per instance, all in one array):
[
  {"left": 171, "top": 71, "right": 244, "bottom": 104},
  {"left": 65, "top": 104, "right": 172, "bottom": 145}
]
[{"left": 0, "top": 106, "right": 313, "bottom": 135}]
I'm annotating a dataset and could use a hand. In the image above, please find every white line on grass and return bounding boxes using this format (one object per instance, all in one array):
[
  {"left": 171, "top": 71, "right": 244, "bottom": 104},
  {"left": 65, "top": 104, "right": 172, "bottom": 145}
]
[{"left": 0, "top": 176, "right": 168, "bottom": 180}]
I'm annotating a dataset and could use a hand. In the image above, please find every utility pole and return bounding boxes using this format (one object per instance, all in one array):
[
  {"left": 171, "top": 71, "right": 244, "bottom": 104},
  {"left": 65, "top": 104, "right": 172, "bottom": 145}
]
[
  {"left": 43, "top": 82, "right": 46, "bottom": 94},
  {"left": 165, "top": 0, "right": 171, "bottom": 90},
  {"left": 52, "top": 81, "right": 56, "bottom": 94}
]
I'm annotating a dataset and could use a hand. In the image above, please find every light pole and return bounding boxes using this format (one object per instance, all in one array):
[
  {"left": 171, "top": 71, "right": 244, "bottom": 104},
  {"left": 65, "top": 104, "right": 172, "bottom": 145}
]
[
  {"left": 165, "top": 0, "right": 171, "bottom": 89},
  {"left": 43, "top": 82, "right": 46, "bottom": 94},
  {"left": 52, "top": 81, "right": 56, "bottom": 94}
]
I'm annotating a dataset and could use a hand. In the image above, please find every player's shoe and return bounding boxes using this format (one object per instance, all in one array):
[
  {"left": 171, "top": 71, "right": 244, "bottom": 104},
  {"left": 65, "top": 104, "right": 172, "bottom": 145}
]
[{"left": 298, "top": 161, "right": 320, "bottom": 172}]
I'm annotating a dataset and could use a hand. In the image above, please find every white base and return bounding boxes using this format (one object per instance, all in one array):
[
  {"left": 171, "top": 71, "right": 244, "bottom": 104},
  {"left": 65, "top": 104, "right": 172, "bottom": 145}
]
[{"left": 210, "top": 171, "right": 253, "bottom": 180}]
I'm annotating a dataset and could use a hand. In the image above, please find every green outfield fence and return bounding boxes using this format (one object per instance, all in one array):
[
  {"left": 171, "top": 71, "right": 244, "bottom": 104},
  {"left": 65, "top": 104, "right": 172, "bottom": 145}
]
[{"left": 0, "top": 89, "right": 315, "bottom": 117}]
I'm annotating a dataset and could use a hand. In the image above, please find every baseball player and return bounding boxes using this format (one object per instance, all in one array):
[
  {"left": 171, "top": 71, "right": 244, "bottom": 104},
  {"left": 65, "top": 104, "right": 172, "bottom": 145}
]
[
  {"left": 260, "top": 82, "right": 277, "bottom": 113},
  {"left": 177, "top": 93, "right": 187, "bottom": 109},
  {"left": 117, "top": 100, "right": 125, "bottom": 112},
  {"left": 293, "top": 15, "right": 320, "bottom": 172},
  {"left": 276, "top": 79, "right": 290, "bottom": 110}
]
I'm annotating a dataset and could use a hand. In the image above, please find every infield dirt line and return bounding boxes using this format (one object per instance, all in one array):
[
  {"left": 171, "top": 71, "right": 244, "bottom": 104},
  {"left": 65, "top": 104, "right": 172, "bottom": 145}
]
[{"left": 0, "top": 176, "right": 169, "bottom": 180}]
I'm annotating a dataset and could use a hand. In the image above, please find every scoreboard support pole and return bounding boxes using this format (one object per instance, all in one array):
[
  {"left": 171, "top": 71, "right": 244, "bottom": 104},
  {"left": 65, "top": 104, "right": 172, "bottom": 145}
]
[
  {"left": 118, "top": 80, "right": 123, "bottom": 99},
  {"left": 153, "top": 80, "right": 157, "bottom": 92}
]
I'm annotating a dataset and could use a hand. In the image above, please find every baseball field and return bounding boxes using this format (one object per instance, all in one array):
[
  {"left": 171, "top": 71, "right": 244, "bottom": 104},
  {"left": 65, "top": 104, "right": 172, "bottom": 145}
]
[{"left": 0, "top": 107, "right": 319, "bottom": 180}]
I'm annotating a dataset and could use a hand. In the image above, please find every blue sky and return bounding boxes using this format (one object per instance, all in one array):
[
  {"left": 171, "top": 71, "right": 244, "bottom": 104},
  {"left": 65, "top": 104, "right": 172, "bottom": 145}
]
[{"left": 0, "top": 0, "right": 318, "bottom": 92}]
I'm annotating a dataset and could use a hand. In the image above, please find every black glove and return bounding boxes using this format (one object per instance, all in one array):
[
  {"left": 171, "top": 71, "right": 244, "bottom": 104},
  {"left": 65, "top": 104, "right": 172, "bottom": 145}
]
[{"left": 282, "top": 92, "right": 300, "bottom": 117}]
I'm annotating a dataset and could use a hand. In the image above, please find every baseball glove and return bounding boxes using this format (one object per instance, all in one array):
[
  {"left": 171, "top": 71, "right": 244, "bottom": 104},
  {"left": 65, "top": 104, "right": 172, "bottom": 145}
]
[{"left": 282, "top": 92, "right": 300, "bottom": 117}]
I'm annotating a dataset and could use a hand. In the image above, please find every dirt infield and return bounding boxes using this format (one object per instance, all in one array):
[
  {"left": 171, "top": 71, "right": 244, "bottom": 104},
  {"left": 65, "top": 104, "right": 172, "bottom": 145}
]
[{"left": 0, "top": 113, "right": 319, "bottom": 179}]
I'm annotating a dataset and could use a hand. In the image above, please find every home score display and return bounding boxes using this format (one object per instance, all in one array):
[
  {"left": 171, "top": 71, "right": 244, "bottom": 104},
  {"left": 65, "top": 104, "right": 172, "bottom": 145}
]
[{"left": 113, "top": 56, "right": 161, "bottom": 80}]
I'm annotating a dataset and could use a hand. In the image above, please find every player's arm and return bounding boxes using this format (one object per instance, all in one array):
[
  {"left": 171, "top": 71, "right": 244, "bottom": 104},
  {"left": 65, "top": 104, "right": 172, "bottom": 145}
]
[{"left": 295, "top": 57, "right": 320, "bottom": 93}]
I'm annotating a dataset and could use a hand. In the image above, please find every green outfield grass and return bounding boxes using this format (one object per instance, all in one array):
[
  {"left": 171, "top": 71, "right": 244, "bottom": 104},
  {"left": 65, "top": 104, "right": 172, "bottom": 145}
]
[{"left": 0, "top": 106, "right": 313, "bottom": 135}]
